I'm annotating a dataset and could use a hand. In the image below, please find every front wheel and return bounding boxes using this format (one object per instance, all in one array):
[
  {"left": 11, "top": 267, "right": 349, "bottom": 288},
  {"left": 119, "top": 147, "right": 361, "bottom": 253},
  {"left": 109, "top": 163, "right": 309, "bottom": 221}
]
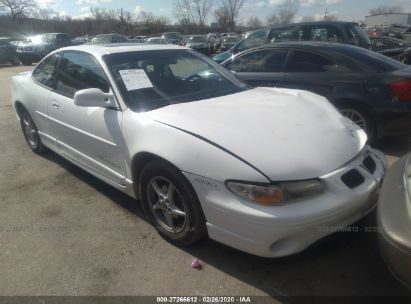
[
  {"left": 140, "top": 160, "right": 206, "bottom": 246},
  {"left": 339, "top": 107, "right": 375, "bottom": 139},
  {"left": 19, "top": 107, "right": 46, "bottom": 154}
]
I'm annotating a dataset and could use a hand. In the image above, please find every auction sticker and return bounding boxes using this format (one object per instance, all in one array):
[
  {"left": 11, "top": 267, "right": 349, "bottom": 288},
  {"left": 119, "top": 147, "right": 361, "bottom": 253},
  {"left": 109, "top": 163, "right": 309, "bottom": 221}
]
[{"left": 119, "top": 69, "right": 153, "bottom": 91}]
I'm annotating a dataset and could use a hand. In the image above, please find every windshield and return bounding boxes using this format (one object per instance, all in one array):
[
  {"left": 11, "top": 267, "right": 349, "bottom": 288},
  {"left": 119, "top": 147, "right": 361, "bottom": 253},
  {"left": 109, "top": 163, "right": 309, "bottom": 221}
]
[
  {"left": 223, "top": 37, "right": 237, "bottom": 43},
  {"left": 236, "top": 29, "right": 269, "bottom": 52},
  {"left": 189, "top": 36, "right": 206, "bottom": 43},
  {"left": 164, "top": 33, "right": 181, "bottom": 39},
  {"left": 104, "top": 50, "right": 248, "bottom": 112},
  {"left": 26, "top": 34, "right": 50, "bottom": 44},
  {"left": 347, "top": 24, "right": 371, "bottom": 47},
  {"left": 93, "top": 35, "right": 113, "bottom": 43}
]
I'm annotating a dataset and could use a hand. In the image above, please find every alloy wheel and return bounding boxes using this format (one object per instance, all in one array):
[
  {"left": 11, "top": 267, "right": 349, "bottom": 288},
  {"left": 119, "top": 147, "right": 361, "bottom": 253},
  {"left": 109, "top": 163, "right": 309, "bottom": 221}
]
[
  {"left": 22, "top": 112, "right": 38, "bottom": 147},
  {"left": 147, "top": 176, "right": 187, "bottom": 234},
  {"left": 340, "top": 108, "right": 368, "bottom": 131}
]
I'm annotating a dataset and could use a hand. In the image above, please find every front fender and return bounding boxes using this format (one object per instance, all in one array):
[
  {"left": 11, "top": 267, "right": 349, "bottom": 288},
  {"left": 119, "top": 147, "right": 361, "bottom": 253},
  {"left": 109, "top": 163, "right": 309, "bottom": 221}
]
[{"left": 122, "top": 110, "right": 269, "bottom": 184}]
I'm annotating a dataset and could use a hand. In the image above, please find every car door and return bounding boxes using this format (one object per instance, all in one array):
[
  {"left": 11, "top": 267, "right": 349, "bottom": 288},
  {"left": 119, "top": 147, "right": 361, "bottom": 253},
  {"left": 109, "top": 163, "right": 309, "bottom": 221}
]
[
  {"left": 224, "top": 48, "right": 289, "bottom": 87},
  {"left": 30, "top": 52, "right": 61, "bottom": 150},
  {"left": 281, "top": 49, "right": 364, "bottom": 102},
  {"left": 48, "top": 51, "right": 127, "bottom": 185}
]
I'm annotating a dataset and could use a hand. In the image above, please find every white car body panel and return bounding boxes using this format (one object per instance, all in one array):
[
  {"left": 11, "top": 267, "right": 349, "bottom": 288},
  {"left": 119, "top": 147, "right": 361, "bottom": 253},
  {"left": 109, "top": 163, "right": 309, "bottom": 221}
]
[
  {"left": 148, "top": 87, "right": 366, "bottom": 181},
  {"left": 11, "top": 44, "right": 387, "bottom": 257}
]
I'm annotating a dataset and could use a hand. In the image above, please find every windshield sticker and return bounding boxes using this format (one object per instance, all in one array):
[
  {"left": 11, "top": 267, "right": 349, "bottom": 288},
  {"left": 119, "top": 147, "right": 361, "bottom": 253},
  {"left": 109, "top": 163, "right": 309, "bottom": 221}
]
[{"left": 119, "top": 69, "right": 153, "bottom": 91}]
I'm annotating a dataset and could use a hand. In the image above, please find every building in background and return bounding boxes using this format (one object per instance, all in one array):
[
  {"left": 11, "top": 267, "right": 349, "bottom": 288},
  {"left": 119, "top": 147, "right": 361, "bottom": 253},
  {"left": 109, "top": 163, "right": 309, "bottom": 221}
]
[{"left": 365, "top": 13, "right": 411, "bottom": 27}]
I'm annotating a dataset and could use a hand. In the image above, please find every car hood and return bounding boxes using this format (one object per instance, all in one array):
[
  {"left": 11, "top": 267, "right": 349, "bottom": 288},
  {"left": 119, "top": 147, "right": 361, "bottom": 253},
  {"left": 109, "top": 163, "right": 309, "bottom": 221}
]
[
  {"left": 148, "top": 87, "right": 366, "bottom": 181},
  {"left": 18, "top": 42, "right": 48, "bottom": 47}
]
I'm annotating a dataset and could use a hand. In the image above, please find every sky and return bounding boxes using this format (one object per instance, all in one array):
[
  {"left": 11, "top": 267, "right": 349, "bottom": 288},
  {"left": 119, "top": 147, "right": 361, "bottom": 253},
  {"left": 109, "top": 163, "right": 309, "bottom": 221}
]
[{"left": 35, "top": 0, "right": 411, "bottom": 23}]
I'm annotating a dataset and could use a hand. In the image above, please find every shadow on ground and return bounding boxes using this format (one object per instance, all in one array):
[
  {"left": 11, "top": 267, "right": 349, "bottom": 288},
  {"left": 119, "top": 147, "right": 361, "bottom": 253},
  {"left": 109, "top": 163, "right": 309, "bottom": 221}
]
[
  {"left": 39, "top": 148, "right": 411, "bottom": 301},
  {"left": 371, "top": 134, "right": 411, "bottom": 158}
]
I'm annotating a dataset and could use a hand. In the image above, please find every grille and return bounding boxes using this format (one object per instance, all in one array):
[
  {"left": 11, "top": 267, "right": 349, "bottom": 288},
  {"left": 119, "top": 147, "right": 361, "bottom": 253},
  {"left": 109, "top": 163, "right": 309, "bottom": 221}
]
[
  {"left": 362, "top": 156, "right": 376, "bottom": 174},
  {"left": 24, "top": 47, "right": 33, "bottom": 51},
  {"left": 341, "top": 169, "right": 365, "bottom": 189}
]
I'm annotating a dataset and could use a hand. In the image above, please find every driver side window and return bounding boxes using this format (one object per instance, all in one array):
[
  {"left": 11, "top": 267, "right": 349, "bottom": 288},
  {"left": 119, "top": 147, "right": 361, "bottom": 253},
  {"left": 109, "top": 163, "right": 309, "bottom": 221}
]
[
  {"left": 227, "top": 49, "right": 288, "bottom": 73},
  {"left": 55, "top": 52, "right": 109, "bottom": 98},
  {"left": 33, "top": 53, "right": 60, "bottom": 88}
]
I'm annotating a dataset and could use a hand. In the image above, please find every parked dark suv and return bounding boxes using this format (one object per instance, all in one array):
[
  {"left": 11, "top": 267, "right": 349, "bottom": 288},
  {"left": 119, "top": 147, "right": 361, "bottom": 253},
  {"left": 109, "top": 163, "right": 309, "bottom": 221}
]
[
  {"left": 17, "top": 33, "right": 71, "bottom": 65},
  {"left": 0, "top": 37, "right": 19, "bottom": 65},
  {"left": 212, "top": 21, "right": 371, "bottom": 63}
]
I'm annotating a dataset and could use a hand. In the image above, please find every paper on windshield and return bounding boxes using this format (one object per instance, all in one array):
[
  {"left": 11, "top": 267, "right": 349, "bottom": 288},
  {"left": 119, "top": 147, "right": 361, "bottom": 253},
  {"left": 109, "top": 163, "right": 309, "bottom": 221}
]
[{"left": 119, "top": 69, "right": 153, "bottom": 91}]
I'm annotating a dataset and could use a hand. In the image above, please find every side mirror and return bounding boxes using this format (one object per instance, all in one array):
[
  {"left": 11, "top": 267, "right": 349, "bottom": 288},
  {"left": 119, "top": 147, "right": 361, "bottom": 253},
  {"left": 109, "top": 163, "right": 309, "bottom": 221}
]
[{"left": 74, "top": 88, "right": 116, "bottom": 108}]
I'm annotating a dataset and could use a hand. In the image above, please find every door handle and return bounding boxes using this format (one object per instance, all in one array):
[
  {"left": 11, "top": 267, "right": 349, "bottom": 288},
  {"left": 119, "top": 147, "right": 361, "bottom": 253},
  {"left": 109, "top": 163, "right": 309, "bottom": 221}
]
[{"left": 51, "top": 100, "right": 60, "bottom": 109}]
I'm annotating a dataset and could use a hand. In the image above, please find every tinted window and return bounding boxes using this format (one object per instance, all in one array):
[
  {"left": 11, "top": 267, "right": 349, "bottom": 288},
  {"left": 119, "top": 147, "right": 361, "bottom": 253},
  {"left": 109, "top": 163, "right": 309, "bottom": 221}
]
[
  {"left": 346, "top": 24, "right": 370, "bottom": 47},
  {"left": 236, "top": 29, "right": 269, "bottom": 52},
  {"left": 56, "top": 52, "right": 109, "bottom": 98},
  {"left": 269, "top": 26, "right": 301, "bottom": 43},
  {"left": 104, "top": 50, "right": 248, "bottom": 112},
  {"left": 308, "top": 26, "right": 343, "bottom": 43},
  {"left": 228, "top": 49, "right": 288, "bottom": 73},
  {"left": 286, "top": 50, "right": 350, "bottom": 73},
  {"left": 33, "top": 53, "right": 60, "bottom": 88}
]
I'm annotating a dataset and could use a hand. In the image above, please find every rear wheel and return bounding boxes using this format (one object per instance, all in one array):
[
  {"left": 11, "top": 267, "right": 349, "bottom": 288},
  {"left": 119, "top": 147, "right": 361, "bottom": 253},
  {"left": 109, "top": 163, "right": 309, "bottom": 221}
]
[
  {"left": 339, "top": 106, "right": 375, "bottom": 139},
  {"left": 19, "top": 107, "right": 46, "bottom": 154},
  {"left": 140, "top": 160, "right": 206, "bottom": 245},
  {"left": 10, "top": 55, "right": 20, "bottom": 66},
  {"left": 21, "top": 59, "right": 32, "bottom": 66}
]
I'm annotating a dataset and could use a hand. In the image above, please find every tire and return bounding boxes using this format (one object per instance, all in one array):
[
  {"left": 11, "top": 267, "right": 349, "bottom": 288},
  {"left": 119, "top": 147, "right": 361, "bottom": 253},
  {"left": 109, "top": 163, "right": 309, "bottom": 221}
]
[
  {"left": 10, "top": 55, "right": 20, "bottom": 66},
  {"left": 19, "top": 107, "right": 46, "bottom": 154},
  {"left": 339, "top": 106, "right": 376, "bottom": 139},
  {"left": 139, "top": 160, "right": 207, "bottom": 246},
  {"left": 21, "top": 59, "right": 32, "bottom": 66}
]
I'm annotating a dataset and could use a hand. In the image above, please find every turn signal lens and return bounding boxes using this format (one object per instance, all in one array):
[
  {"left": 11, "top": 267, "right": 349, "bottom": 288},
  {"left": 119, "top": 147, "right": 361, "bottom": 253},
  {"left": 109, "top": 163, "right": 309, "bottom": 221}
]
[
  {"left": 226, "top": 180, "right": 324, "bottom": 206},
  {"left": 226, "top": 182, "right": 285, "bottom": 206}
]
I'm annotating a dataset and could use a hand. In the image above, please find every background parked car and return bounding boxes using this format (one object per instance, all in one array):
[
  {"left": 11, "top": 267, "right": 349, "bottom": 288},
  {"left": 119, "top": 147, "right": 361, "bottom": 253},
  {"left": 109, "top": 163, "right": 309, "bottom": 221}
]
[
  {"left": 377, "top": 152, "right": 411, "bottom": 289},
  {"left": 186, "top": 35, "right": 211, "bottom": 55},
  {"left": 162, "top": 32, "right": 182, "bottom": 45},
  {"left": 0, "top": 37, "right": 20, "bottom": 65},
  {"left": 213, "top": 21, "right": 370, "bottom": 63},
  {"left": 222, "top": 42, "right": 411, "bottom": 139},
  {"left": 145, "top": 37, "right": 169, "bottom": 45},
  {"left": 71, "top": 35, "right": 93, "bottom": 45},
  {"left": 221, "top": 37, "right": 238, "bottom": 52},
  {"left": 91, "top": 33, "right": 128, "bottom": 44},
  {"left": 370, "top": 36, "right": 411, "bottom": 62},
  {"left": 16, "top": 33, "right": 71, "bottom": 66}
]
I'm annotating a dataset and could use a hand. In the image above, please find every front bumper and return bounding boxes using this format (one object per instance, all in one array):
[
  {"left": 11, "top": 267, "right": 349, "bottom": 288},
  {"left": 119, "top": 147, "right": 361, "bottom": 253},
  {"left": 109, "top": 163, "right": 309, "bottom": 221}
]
[
  {"left": 184, "top": 146, "right": 387, "bottom": 257},
  {"left": 377, "top": 153, "right": 411, "bottom": 289}
]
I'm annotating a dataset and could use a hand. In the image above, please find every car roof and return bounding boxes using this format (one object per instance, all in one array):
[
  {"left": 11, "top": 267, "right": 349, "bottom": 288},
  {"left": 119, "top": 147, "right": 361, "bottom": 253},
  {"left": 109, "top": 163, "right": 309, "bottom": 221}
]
[
  {"left": 267, "top": 21, "right": 357, "bottom": 28},
  {"left": 55, "top": 43, "right": 188, "bottom": 58},
  {"left": 246, "top": 41, "right": 355, "bottom": 50}
]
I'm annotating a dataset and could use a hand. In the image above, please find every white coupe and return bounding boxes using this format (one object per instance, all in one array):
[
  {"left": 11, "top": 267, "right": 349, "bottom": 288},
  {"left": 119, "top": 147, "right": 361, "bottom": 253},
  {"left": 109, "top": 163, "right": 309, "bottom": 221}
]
[{"left": 11, "top": 44, "right": 387, "bottom": 257}]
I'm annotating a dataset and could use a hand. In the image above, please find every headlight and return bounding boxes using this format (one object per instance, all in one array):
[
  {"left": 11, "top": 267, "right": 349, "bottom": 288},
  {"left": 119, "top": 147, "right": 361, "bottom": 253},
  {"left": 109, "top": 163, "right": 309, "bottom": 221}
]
[{"left": 226, "top": 180, "right": 324, "bottom": 206}]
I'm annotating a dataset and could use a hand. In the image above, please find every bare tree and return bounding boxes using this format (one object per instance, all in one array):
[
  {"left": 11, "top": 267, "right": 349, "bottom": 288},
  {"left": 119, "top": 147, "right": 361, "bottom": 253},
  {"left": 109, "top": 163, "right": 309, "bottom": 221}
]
[
  {"left": 369, "top": 5, "right": 403, "bottom": 16},
  {"left": 0, "top": 0, "right": 37, "bottom": 21},
  {"left": 138, "top": 11, "right": 156, "bottom": 27},
  {"left": 193, "top": 0, "right": 214, "bottom": 31},
  {"left": 246, "top": 16, "right": 262, "bottom": 30},
  {"left": 173, "top": 0, "right": 213, "bottom": 32},
  {"left": 266, "top": 0, "right": 298, "bottom": 25},
  {"left": 220, "top": 0, "right": 244, "bottom": 31},
  {"left": 173, "top": 0, "right": 195, "bottom": 25},
  {"left": 214, "top": 7, "right": 229, "bottom": 32}
]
